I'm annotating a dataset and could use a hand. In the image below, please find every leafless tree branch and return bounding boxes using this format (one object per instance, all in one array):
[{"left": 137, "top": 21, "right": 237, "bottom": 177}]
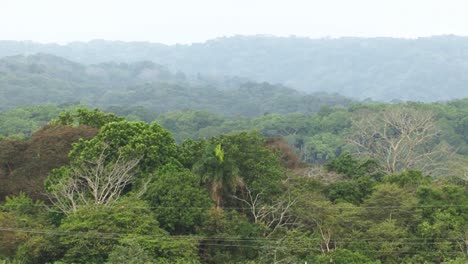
[
  {"left": 48, "top": 145, "right": 141, "bottom": 214},
  {"left": 233, "top": 186, "right": 297, "bottom": 238},
  {"left": 347, "top": 107, "right": 452, "bottom": 174}
]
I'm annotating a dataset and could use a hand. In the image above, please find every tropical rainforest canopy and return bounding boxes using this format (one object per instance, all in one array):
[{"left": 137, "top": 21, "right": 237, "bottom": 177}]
[
  {"left": 1, "top": 38, "right": 468, "bottom": 263},
  {"left": 1, "top": 100, "right": 468, "bottom": 263}
]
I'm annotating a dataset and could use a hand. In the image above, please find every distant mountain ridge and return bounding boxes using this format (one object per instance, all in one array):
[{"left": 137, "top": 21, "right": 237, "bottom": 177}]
[{"left": 1, "top": 35, "right": 468, "bottom": 101}]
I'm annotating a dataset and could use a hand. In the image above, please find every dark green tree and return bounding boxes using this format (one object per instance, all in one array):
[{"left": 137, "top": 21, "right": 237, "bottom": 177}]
[
  {"left": 144, "top": 163, "right": 213, "bottom": 234},
  {"left": 69, "top": 120, "right": 177, "bottom": 174},
  {"left": 59, "top": 198, "right": 198, "bottom": 263}
]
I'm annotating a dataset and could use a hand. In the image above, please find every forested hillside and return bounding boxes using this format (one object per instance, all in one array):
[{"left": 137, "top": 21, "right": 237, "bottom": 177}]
[
  {"left": 2, "top": 35, "right": 468, "bottom": 101},
  {"left": 1, "top": 37, "right": 468, "bottom": 264},
  {"left": 1, "top": 105, "right": 468, "bottom": 263},
  {"left": 0, "top": 54, "right": 350, "bottom": 114}
]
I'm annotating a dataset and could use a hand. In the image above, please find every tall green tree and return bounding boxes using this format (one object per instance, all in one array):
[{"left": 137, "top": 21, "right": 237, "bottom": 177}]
[
  {"left": 144, "top": 163, "right": 213, "bottom": 234},
  {"left": 69, "top": 120, "right": 177, "bottom": 174},
  {"left": 194, "top": 143, "right": 242, "bottom": 209},
  {"left": 59, "top": 198, "right": 198, "bottom": 263}
]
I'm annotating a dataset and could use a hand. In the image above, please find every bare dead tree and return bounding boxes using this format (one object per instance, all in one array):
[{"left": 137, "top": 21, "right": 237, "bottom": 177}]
[
  {"left": 316, "top": 224, "right": 333, "bottom": 253},
  {"left": 462, "top": 169, "right": 468, "bottom": 184},
  {"left": 48, "top": 175, "right": 82, "bottom": 214},
  {"left": 307, "top": 205, "right": 338, "bottom": 254},
  {"left": 457, "top": 230, "right": 468, "bottom": 256},
  {"left": 233, "top": 187, "right": 306, "bottom": 264},
  {"left": 232, "top": 186, "right": 297, "bottom": 238},
  {"left": 48, "top": 146, "right": 141, "bottom": 214},
  {"left": 348, "top": 107, "right": 452, "bottom": 174},
  {"left": 73, "top": 149, "right": 140, "bottom": 205}
]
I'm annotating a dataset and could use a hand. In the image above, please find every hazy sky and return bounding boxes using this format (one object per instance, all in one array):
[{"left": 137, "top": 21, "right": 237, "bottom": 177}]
[{"left": 1, "top": 0, "right": 467, "bottom": 44}]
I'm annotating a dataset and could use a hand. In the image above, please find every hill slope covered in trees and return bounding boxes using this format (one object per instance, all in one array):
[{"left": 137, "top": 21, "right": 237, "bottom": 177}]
[
  {"left": 1, "top": 106, "right": 468, "bottom": 263},
  {"left": 0, "top": 53, "right": 351, "bottom": 115},
  {"left": 2, "top": 35, "right": 468, "bottom": 101}
]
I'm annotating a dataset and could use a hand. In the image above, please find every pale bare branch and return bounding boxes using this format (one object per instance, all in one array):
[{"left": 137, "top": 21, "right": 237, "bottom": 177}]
[
  {"left": 347, "top": 107, "right": 452, "bottom": 175},
  {"left": 233, "top": 186, "right": 297, "bottom": 238},
  {"left": 48, "top": 145, "right": 141, "bottom": 214}
]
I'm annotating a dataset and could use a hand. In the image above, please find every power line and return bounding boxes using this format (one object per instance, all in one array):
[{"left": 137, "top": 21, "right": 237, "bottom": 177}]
[
  {"left": 3, "top": 203, "right": 468, "bottom": 211},
  {"left": 0, "top": 227, "right": 466, "bottom": 245},
  {"left": 1, "top": 227, "right": 466, "bottom": 258}
]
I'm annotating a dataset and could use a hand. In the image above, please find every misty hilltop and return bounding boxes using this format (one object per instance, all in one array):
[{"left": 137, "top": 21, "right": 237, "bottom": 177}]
[
  {"left": 2, "top": 35, "right": 468, "bottom": 102},
  {"left": 0, "top": 53, "right": 351, "bottom": 115}
]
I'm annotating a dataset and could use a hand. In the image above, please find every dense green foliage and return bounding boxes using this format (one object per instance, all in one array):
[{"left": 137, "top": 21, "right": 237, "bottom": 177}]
[
  {"left": 1, "top": 105, "right": 468, "bottom": 263},
  {"left": 0, "top": 105, "right": 70, "bottom": 139},
  {"left": 144, "top": 163, "right": 212, "bottom": 234},
  {"left": 0, "top": 53, "right": 351, "bottom": 115},
  {"left": 153, "top": 100, "right": 468, "bottom": 172},
  {"left": 3, "top": 35, "right": 468, "bottom": 263},
  {"left": 2, "top": 36, "right": 468, "bottom": 101}
]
